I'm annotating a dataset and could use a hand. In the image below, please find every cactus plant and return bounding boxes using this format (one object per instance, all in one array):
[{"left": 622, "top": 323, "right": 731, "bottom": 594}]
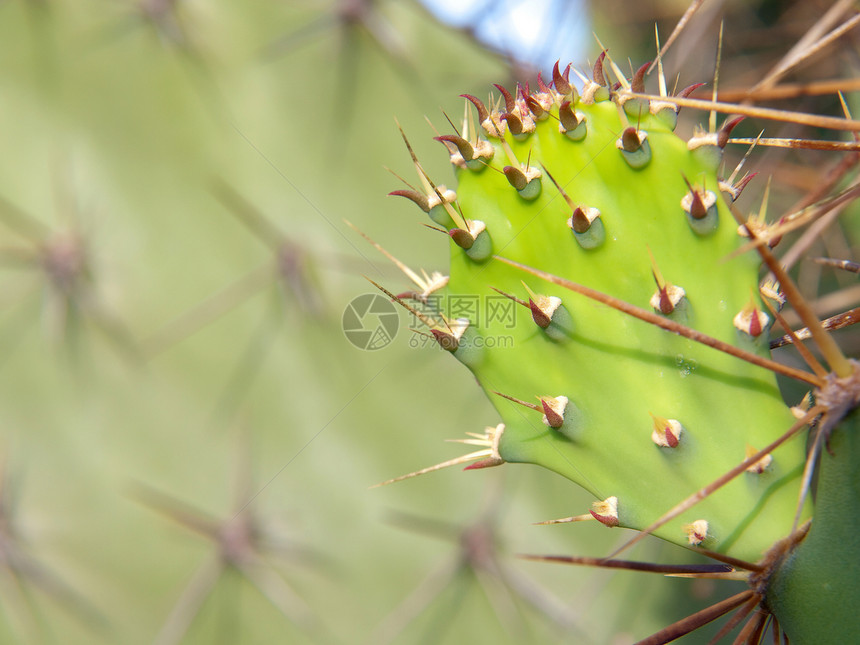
[
  {"left": 378, "top": 17, "right": 860, "bottom": 642},
  {"left": 5, "top": 0, "right": 860, "bottom": 643}
]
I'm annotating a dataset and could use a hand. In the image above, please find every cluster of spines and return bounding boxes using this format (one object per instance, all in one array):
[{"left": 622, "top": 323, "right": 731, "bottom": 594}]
[
  {"left": 390, "top": 52, "right": 770, "bottom": 354},
  {"left": 392, "top": 54, "right": 757, "bottom": 277}
]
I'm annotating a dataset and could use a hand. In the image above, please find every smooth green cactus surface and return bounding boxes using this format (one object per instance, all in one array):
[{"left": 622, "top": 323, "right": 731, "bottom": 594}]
[
  {"left": 395, "top": 62, "right": 810, "bottom": 564},
  {"left": 767, "top": 405, "right": 860, "bottom": 642}
]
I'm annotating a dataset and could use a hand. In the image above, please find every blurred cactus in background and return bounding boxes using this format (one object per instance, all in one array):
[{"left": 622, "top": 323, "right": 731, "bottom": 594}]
[{"left": 0, "top": 0, "right": 858, "bottom": 644}]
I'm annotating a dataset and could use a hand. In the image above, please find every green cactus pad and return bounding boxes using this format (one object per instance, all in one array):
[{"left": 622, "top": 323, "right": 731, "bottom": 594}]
[{"left": 398, "top": 64, "right": 810, "bottom": 562}]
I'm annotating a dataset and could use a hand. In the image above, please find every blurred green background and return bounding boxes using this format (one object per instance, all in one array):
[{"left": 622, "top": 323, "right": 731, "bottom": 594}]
[{"left": 0, "top": 1, "right": 853, "bottom": 643}]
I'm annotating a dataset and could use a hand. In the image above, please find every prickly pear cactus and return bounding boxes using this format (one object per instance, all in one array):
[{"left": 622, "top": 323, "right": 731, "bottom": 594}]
[
  {"left": 382, "top": 51, "right": 860, "bottom": 642},
  {"left": 391, "top": 56, "right": 805, "bottom": 561}
]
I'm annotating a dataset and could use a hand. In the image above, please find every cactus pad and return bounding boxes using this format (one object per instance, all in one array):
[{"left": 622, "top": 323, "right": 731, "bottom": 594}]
[{"left": 388, "top": 58, "right": 810, "bottom": 563}]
